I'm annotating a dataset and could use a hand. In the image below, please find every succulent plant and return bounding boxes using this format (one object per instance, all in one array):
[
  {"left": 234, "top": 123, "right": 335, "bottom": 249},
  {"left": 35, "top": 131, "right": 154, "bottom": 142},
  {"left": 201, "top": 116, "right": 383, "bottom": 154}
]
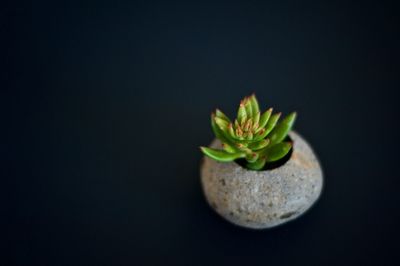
[{"left": 200, "top": 94, "right": 296, "bottom": 170}]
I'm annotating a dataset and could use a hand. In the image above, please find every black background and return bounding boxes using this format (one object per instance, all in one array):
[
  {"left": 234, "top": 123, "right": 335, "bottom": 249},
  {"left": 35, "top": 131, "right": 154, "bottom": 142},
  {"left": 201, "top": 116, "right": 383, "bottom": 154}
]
[{"left": 3, "top": 0, "right": 400, "bottom": 265}]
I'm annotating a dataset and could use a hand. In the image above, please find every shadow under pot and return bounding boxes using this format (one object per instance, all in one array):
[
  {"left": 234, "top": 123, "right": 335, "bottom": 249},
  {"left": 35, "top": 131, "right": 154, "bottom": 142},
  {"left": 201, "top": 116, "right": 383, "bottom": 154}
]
[{"left": 200, "top": 131, "right": 323, "bottom": 229}]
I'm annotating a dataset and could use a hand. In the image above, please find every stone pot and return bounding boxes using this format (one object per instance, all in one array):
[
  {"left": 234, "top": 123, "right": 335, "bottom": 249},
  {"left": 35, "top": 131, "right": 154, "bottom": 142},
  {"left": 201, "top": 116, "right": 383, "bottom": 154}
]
[{"left": 200, "top": 131, "right": 323, "bottom": 229}]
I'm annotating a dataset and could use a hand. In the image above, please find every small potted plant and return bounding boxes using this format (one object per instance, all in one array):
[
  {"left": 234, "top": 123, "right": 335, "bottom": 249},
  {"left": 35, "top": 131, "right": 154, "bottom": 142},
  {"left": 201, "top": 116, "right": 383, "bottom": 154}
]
[{"left": 200, "top": 94, "right": 323, "bottom": 229}]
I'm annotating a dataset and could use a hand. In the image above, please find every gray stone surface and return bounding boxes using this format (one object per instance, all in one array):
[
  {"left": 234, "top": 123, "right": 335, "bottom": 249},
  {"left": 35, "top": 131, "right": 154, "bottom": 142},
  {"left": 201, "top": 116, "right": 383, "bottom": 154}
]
[{"left": 200, "top": 131, "right": 323, "bottom": 229}]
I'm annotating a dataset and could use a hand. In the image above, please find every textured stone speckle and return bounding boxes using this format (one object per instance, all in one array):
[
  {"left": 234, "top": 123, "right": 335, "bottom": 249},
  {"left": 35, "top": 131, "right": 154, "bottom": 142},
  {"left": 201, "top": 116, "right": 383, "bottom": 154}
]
[{"left": 200, "top": 131, "right": 323, "bottom": 229}]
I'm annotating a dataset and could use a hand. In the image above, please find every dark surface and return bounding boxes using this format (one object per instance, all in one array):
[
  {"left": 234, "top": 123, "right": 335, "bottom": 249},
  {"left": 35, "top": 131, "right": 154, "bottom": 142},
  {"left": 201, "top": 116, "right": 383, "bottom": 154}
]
[{"left": 3, "top": 1, "right": 400, "bottom": 265}]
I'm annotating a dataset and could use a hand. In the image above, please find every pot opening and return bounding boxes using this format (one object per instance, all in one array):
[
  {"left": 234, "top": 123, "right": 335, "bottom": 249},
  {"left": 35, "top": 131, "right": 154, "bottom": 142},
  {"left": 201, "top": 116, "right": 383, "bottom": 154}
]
[{"left": 234, "top": 136, "right": 294, "bottom": 171}]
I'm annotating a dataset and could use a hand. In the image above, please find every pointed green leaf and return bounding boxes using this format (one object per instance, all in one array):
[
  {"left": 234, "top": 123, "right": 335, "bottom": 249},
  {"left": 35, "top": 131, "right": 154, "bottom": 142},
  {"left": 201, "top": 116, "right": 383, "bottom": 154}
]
[
  {"left": 248, "top": 138, "right": 270, "bottom": 150},
  {"left": 215, "top": 109, "right": 230, "bottom": 122},
  {"left": 261, "top": 142, "right": 292, "bottom": 162},
  {"left": 249, "top": 94, "right": 260, "bottom": 117},
  {"left": 255, "top": 113, "right": 281, "bottom": 140},
  {"left": 200, "top": 147, "right": 245, "bottom": 162},
  {"left": 228, "top": 124, "right": 237, "bottom": 139},
  {"left": 244, "top": 98, "right": 253, "bottom": 118},
  {"left": 211, "top": 114, "right": 226, "bottom": 140},
  {"left": 258, "top": 108, "right": 273, "bottom": 130},
  {"left": 269, "top": 112, "right": 297, "bottom": 145},
  {"left": 237, "top": 103, "right": 247, "bottom": 123},
  {"left": 264, "top": 112, "right": 281, "bottom": 135},
  {"left": 211, "top": 114, "right": 235, "bottom": 145},
  {"left": 246, "top": 157, "right": 267, "bottom": 170},
  {"left": 215, "top": 116, "right": 229, "bottom": 130}
]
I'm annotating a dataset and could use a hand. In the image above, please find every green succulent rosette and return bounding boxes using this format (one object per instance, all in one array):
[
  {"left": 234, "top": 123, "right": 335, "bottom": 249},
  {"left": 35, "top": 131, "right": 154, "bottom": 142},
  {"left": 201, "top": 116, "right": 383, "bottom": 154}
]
[{"left": 200, "top": 94, "right": 296, "bottom": 170}]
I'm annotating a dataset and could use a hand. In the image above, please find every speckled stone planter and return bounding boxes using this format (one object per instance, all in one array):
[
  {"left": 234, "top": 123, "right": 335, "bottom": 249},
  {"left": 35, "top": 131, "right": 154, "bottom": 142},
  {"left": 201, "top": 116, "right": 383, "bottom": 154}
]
[{"left": 200, "top": 131, "right": 323, "bottom": 229}]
